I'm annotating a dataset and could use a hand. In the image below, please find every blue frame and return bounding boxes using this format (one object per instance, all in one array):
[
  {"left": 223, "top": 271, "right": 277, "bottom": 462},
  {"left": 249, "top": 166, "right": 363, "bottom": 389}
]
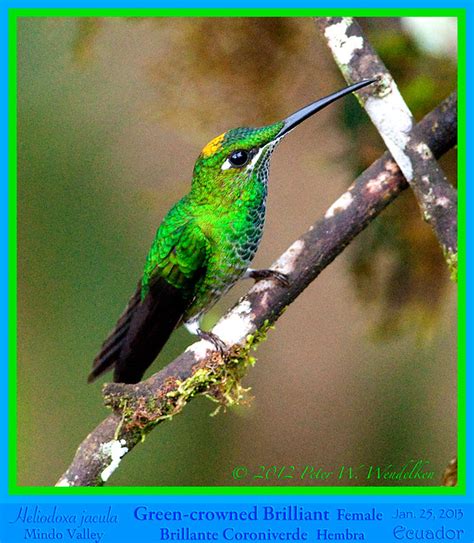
[{"left": 2, "top": 3, "right": 472, "bottom": 541}]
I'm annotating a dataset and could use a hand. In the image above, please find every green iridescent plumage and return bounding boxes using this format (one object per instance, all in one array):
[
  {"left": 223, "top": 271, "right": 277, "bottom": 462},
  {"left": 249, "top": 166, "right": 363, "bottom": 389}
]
[
  {"left": 88, "top": 79, "right": 375, "bottom": 384},
  {"left": 142, "top": 122, "right": 284, "bottom": 320}
]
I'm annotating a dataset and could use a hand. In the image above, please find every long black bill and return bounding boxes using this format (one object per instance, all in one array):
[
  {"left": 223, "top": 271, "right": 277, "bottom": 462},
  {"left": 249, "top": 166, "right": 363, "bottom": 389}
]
[{"left": 277, "top": 79, "right": 377, "bottom": 138}]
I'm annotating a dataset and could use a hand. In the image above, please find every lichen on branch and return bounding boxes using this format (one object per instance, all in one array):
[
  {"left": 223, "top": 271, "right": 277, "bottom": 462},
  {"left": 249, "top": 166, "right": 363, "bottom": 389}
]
[{"left": 315, "top": 16, "right": 458, "bottom": 277}]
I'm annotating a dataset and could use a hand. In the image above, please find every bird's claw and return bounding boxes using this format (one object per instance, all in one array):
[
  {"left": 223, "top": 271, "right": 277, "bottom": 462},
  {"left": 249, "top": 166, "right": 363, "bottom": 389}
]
[
  {"left": 249, "top": 269, "right": 290, "bottom": 288},
  {"left": 198, "top": 330, "right": 227, "bottom": 354}
]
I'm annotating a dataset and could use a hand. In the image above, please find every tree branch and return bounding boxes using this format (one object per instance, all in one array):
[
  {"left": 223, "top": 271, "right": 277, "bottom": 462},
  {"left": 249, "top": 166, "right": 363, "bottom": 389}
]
[
  {"left": 315, "top": 17, "right": 458, "bottom": 278},
  {"left": 55, "top": 93, "right": 457, "bottom": 487},
  {"left": 442, "top": 457, "right": 458, "bottom": 486}
]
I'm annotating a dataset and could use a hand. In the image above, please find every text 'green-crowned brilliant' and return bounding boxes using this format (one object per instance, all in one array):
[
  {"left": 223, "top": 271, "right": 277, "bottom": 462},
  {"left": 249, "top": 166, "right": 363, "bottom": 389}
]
[{"left": 88, "top": 79, "right": 375, "bottom": 384}]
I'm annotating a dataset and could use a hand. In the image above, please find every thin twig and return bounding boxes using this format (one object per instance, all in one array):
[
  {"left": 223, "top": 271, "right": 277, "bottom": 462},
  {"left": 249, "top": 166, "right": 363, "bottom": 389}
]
[
  {"left": 442, "top": 457, "right": 458, "bottom": 486},
  {"left": 315, "top": 17, "right": 458, "bottom": 278},
  {"left": 56, "top": 94, "right": 457, "bottom": 487}
]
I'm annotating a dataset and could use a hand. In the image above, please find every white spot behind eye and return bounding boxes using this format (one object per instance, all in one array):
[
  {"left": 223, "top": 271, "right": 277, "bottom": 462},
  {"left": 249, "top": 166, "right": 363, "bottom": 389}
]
[
  {"left": 248, "top": 147, "right": 264, "bottom": 169},
  {"left": 221, "top": 158, "right": 232, "bottom": 171}
]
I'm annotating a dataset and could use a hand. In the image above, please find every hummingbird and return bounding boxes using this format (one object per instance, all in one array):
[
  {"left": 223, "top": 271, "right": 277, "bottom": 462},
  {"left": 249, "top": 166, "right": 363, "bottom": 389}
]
[{"left": 88, "top": 79, "right": 375, "bottom": 384}]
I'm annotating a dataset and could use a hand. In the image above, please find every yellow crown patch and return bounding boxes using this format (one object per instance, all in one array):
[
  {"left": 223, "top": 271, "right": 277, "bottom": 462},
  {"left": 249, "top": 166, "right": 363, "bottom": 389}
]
[{"left": 201, "top": 132, "right": 225, "bottom": 158}]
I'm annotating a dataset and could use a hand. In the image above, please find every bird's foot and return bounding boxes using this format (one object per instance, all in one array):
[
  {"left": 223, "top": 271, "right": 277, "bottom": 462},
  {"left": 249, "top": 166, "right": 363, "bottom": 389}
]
[
  {"left": 247, "top": 268, "right": 290, "bottom": 288},
  {"left": 197, "top": 329, "right": 227, "bottom": 354}
]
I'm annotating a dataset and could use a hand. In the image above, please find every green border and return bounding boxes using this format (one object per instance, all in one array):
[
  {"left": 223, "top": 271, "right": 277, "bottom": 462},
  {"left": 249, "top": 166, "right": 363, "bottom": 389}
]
[
  {"left": 8, "top": 6, "right": 18, "bottom": 495},
  {"left": 9, "top": 8, "right": 466, "bottom": 496}
]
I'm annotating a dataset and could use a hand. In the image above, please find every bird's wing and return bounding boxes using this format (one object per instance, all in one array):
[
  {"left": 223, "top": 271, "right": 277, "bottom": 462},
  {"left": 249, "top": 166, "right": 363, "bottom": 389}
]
[{"left": 88, "top": 219, "right": 210, "bottom": 384}]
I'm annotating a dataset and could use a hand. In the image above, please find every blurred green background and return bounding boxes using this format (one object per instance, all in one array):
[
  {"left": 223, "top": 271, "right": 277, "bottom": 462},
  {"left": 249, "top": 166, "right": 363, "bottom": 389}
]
[{"left": 17, "top": 16, "right": 457, "bottom": 487}]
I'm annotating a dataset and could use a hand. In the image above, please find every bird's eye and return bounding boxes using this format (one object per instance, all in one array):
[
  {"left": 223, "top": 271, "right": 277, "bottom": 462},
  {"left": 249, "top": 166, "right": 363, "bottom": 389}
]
[{"left": 228, "top": 149, "right": 250, "bottom": 168}]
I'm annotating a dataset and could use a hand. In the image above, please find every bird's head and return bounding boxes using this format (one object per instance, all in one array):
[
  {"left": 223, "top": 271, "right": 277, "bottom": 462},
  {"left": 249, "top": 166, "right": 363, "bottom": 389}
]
[{"left": 191, "top": 79, "right": 376, "bottom": 201}]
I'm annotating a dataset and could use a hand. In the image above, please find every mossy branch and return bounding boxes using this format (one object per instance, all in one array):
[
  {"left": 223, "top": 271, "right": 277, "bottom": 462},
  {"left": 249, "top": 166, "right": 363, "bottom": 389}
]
[{"left": 103, "top": 324, "right": 269, "bottom": 436}]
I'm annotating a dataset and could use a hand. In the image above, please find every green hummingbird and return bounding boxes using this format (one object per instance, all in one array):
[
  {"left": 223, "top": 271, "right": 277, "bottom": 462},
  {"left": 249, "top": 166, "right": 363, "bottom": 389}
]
[{"left": 88, "top": 79, "right": 375, "bottom": 384}]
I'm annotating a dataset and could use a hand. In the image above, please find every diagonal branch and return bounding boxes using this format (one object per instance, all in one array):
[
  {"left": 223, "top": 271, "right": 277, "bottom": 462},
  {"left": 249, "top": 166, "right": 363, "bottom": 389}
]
[
  {"left": 56, "top": 93, "right": 457, "bottom": 487},
  {"left": 315, "top": 17, "right": 458, "bottom": 278}
]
